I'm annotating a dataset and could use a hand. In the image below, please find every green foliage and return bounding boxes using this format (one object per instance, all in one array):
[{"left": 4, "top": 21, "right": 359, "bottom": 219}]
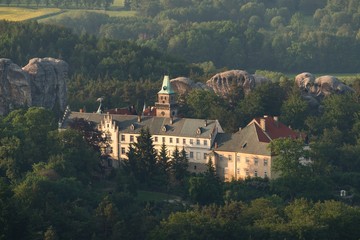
[
  {"left": 125, "top": 128, "right": 157, "bottom": 185},
  {"left": 188, "top": 159, "right": 223, "bottom": 205}
]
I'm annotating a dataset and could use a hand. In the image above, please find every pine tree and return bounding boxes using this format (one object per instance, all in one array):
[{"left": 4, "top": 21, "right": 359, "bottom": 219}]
[
  {"left": 157, "top": 142, "right": 170, "bottom": 177},
  {"left": 170, "top": 147, "right": 189, "bottom": 183},
  {"left": 126, "top": 128, "right": 157, "bottom": 184}
]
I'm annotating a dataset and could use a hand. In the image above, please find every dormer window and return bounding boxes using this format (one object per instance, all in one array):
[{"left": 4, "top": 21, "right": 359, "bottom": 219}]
[
  {"left": 130, "top": 124, "right": 135, "bottom": 130},
  {"left": 162, "top": 125, "right": 167, "bottom": 132},
  {"left": 196, "top": 127, "right": 202, "bottom": 135}
]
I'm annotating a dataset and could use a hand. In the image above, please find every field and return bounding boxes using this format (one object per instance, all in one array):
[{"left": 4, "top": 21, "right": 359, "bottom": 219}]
[
  {"left": 0, "top": 7, "right": 61, "bottom": 21},
  {"left": 0, "top": 5, "right": 135, "bottom": 22}
]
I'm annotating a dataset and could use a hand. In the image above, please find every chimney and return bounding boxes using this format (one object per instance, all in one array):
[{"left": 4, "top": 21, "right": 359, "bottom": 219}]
[
  {"left": 137, "top": 115, "right": 141, "bottom": 123},
  {"left": 170, "top": 117, "right": 173, "bottom": 125},
  {"left": 238, "top": 127, "right": 242, "bottom": 132},
  {"left": 79, "top": 108, "right": 84, "bottom": 113},
  {"left": 204, "top": 119, "right": 208, "bottom": 127},
  {"left": 274, "top": 116, "right": 279, "bottom": 127},
  {"left": 214, "top": 142, "right": 218, "bottom": 149},
  {"left": 260, "top": 118, "right": 266, "bottom": 131}
]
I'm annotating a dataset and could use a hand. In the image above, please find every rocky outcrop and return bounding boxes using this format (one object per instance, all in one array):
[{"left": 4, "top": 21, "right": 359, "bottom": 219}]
[
  {"left": 23, "top": 57, "right": 68, "bottom": 112},
  {"left": 0, "top": 59, "right": 32, "bottom": 115},
  {"left": 0, "top": 58, "right": 68, "bottom": 115},
  {"left": 169, "top": 70, "right": 271, "bottom": 97},
  {"left": 206, "top": 70, "right": 255, "bottom": 96},
  {"left": 295, "top": 72, "right": 354, "bottom": 107},
  {"left": 170, "top": 77, "right": 210, "bottom": 95}
]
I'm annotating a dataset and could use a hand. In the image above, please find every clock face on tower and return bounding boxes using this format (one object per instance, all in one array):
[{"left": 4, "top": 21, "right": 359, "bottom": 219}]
[{"left": 163, "top": 86, "right": 167, "bottom": 90}]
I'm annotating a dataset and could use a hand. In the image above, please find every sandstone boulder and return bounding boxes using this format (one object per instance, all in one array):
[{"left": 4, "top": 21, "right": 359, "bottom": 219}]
[
  {"left": 314, "top": 75, "right": 354, "bottom": 97},
  {"left": 0, "top": 58, "right": 31, "bottom": 115},
  {"left": 23, "top": 57, "right": 68, "bottom": 111},
  {"left": 206, "top": 70, "right": 255, "bottom": 96},
  {"left": 170, "top": 77, "right": 210, "bottom": 95},
  {"left": 294, "top": 72, "right": 354, "bottom": 108},
  {"left": 0, "top": 57, "right": 68, "bottom": 115}
]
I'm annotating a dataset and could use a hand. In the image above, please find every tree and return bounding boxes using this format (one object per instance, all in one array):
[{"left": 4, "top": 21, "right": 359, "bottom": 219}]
[
  {"left": 270, "top": 138, "right": 310, "bottom": 178},
  {"left": 281, "top": 88, "right": 309, "bottom": 130},
  {"left": 188, "top": 159, "right": 223, "bottom": 205},
  {"left": 169, "top": 147, "right": 188, "bottom": 185},
  {"left": 157, "top": 142, "right": 170, "bottom": 181},
  {"left": 125, "top": 128, "right": 157, "bottom": 184}
]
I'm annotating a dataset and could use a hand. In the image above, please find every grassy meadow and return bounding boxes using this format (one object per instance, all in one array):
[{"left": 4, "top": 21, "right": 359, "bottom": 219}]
[
  {"left": 0, "top": 7, "right": 61, "bottom": 21},
  {"left": 0, "top": 0, "right": 134, "bottom": 22}
]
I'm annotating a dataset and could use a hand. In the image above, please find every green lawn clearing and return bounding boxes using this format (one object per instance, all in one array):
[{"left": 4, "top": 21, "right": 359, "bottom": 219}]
[{"left": 0, "top": 7, "right": 61, "bottom": 21}]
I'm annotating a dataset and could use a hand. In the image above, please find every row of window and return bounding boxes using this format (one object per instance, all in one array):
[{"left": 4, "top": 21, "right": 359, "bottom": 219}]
[
  {"left": 120, "top": 134, "right": 208, "bottom": 146},
  {"left": 120, "top": 147, "right": 208, "bottom": 160},
  {"left": 223, "top": 155, "right": 268, "bottom": 166},
  {"left": 235, "top": 168, "right": 268, "bottom": 178}
]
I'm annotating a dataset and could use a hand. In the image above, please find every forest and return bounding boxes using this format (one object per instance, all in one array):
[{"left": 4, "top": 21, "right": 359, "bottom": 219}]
[
  {"left": 1, "top": 0, "right": 360, "bottom": 239},
  {"left": 43, "top": 0, "right": 360, "bottom": 73},
  {"left": 1, "top": 106, "right": 360, "bottom": 239}
]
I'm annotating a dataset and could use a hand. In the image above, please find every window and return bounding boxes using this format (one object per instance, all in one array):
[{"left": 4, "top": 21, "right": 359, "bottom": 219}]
[
  {"left": 161, "top": 96, "right": 163, "bottom": 100},
  {"left": 203, "top": 153, "right": 207, "bottom": 160},
  {"left": 245, "top": 169, "right": 249, "bottom": 176},
  {"left": 170, "top": 138, "right": 173, "bottom": 143},
  {"left": 236, "top": 155, "right": 240, "bottom": 162},
  {"left": 196, "top": 139, "right": 200, "bottom": 145},
  {"left": 194, "top": 165, "right": 197, "bottom": 170},
  {"left": 107, "top": 124, "right": 109, "bottom": 128},
  {"left": 183, "top": 139, "right": 186, "bottom": 144},
  {"left": 246, "top": 157, "right": 250, "bottom": 163},
  {"left": 254, "top": 158, "right": 258, "bottom": 166},
  {"left": 264, "top": 159, "right": 268, "bottom": 166},
  {"left": 228, "top": 155, "right": 232, "bottom": 161},
  {"left": 190, "top": 139, "right": 194, "bottom": 145},
  {"left": 196, "top": 152, "right": 200, "bottom": 160},
  {"left": 130, "top": 135, "right": 134, "bottom": 142},
  {"left": 154, "top": 136, "right": 158, "bottom": 142},
  {"left": 121, "top": 147, "right": 126, "bottom": 154},
  {"left": 254, "top": 170, "right": 258, "bottom": 177},
  {"left": 237, "top": 168, "right": 240, "bottom": 174},
  {"left": 176, "top": 138, "right": 179, "bottom": 144},
  {"left": 162, "top": 137, "right": 165, "bottom": 143},
  {"left": 264, "top": 171, "right": 268, "bottom": 178},
  {"left": 203, "top": 140, "right": 208, "bottom": 146},
  {"left": 121, "top": 135, "right": 125, "bottom": 141},
  {"left": 190, "top": 152, "right": 194, "bottom": 158}
]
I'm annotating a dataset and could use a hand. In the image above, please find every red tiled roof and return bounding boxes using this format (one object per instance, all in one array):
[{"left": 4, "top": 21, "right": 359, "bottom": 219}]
[
  {"left": 106, "top": 107, "right": 137, "bottom": 115},
  {"left": 143, "top": 107, "right": 157, "bottom": 116},
  {"left": 251, "top": 116, "right": 299, "bottom": 142},
  {"left": 254, "top": 123, "right": 271, "bottom": 143}
]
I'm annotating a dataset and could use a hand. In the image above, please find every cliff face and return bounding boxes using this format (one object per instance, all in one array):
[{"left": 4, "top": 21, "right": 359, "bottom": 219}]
[{"left": 0, "top": 58, "right": 68, "bottom": 115}]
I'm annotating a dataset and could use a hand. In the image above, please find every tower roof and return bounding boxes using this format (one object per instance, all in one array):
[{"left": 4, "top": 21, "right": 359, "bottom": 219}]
[{"left": 158, "top": 75, "right": 175, "bottom": 94}]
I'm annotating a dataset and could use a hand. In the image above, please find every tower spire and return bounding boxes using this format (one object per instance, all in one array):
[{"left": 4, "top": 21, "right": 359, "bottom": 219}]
[{"left": 158, "top": 75, "right": 175, "bottom": 94}]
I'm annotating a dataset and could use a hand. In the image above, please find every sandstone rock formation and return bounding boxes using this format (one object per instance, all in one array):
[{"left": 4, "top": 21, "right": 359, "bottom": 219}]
[
  {"left": 206, "top": 70, "right": 255, "bottom": 96},
  {"left": 295, "top": 72, "right": 354, "bottom": 107},
  {"left": 0, "top": 58, "right": 32, "bottom": 115},
  {"left": 295, "top": 72, "right": 315, "bottom": 92},
  {"left": 23, "top": 57, "right": 68, "bottom": 112},
  {"left": 170, "top": 77, "right": 209, "bottom": 95},
  {"left": 0, "top": 57, "right": 68, "bottom": 115}
]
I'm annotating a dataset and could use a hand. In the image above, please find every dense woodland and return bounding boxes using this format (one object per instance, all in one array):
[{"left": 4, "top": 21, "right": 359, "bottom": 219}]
[
  {"left": 45, "top": 0, "right": 360, "bottom": 73},
  {"left": 2, "top": 0, "right": 360, "bottom": 239},
  {"left": 1, "top": 106, "right": 360, "bottom": 239}
]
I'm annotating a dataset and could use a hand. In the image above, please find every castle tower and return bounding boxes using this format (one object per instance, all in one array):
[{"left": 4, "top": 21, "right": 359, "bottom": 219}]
[{"left": 155, "top": 75, "right": 178, "bottom": 117}]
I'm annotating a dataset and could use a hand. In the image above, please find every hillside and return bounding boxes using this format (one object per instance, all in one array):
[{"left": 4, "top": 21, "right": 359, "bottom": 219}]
[{"left": 36, "top": 0, "right": 360, "bottom": 73}]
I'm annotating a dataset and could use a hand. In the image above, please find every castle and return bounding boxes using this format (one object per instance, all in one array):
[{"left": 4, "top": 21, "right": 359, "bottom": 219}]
[{"left": 62, "top": 76, "right": 299, "bottom": 181}]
